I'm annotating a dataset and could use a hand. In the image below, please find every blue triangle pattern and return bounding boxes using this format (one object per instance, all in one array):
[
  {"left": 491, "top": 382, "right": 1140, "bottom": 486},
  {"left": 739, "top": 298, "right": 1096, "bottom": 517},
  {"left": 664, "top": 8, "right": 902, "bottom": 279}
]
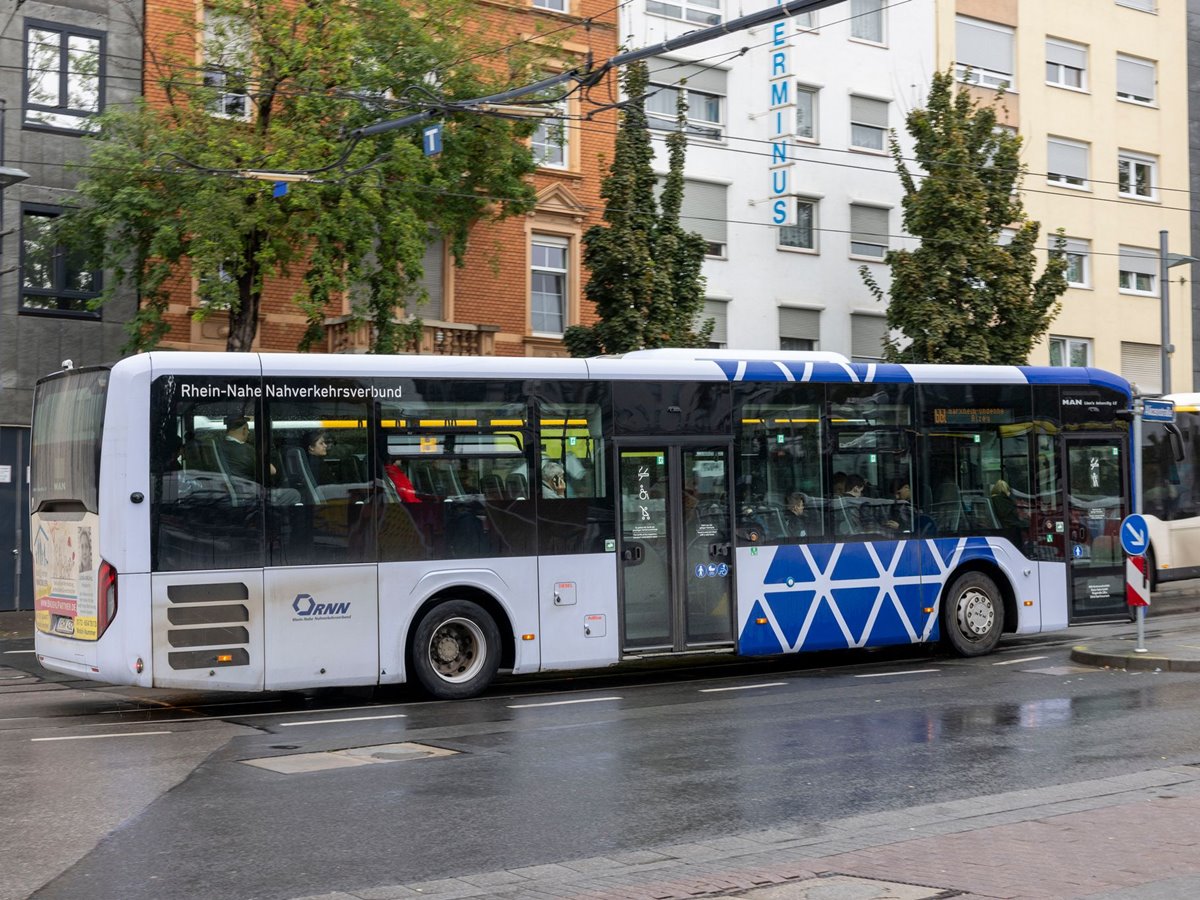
[
  {"left": 763, "top": 545, "right": 815, "bottom": 585},
  {"left": 800, "top": 594, "right": 853, "bottom": 650},
  {"left": 763, "top": 589, "right": 816, "bottom": 650},
  {"left": 829, "top": 586, "right": 880, "bottom": 643},
  {"left": 832, "top": 543, "right": 881, "bottom": 581},
  {"left": 738, "top": 598, "right": 783, "bottom": 655},
  {"left": 872, "top": 541, "right": 901, "bottom": 572},
  {"left": 806, "top": 542, "right": 838, "bottom": 576},
  {"left": 864, "top": 589, "right": 915, "bottom": 644},
  {"left": 894, "top": 540, "right": 926, "bottom": 578},
  {"left": 930, "top": 538, "right": 962, "bottom": 570}
]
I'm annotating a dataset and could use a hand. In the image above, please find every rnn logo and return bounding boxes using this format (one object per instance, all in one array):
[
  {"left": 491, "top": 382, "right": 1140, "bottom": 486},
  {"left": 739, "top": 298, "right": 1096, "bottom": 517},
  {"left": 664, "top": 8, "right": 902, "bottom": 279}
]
[{"left": 292, "top": 593, "right": 350, "bottom": 617}]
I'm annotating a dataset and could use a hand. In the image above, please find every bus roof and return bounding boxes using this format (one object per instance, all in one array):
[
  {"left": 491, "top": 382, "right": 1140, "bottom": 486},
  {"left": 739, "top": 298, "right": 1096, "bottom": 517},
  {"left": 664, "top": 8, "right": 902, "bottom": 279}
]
[{"left": 95, "top": 353, "right": 1131, "bottom": 397}]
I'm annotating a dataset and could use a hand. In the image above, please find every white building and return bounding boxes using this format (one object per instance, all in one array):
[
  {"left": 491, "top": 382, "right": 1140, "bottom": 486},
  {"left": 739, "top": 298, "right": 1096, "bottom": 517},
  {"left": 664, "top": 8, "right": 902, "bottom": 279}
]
[{"left": 623, "top": 0, "right": 936, "bottom": 358}]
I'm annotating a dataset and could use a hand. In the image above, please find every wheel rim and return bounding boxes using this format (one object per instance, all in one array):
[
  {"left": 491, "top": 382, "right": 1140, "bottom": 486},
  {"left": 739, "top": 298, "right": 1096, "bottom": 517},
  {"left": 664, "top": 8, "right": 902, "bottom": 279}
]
[
  {"left": 426, "top": 616, "right": 486, "bottom": 684},
  {"left": 955, "top": 588, "right": 995, "bottom": 641}
]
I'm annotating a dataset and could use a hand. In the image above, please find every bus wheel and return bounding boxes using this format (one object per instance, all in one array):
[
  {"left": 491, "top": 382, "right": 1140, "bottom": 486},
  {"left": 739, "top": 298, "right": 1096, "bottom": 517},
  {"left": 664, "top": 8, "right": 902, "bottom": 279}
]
[
  {"left": 411, "top": 600, "right": 500, "bottom": 700},
  {"left": 942, "top": 571, "right": 1004, "bottom": 656}
]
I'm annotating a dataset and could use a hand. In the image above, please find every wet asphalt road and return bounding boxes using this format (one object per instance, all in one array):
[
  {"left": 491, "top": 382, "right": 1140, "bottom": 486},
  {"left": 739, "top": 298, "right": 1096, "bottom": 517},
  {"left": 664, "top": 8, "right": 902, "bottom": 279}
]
[{"left": 4, "top": 615, "right": 1200, "bottom": 900}]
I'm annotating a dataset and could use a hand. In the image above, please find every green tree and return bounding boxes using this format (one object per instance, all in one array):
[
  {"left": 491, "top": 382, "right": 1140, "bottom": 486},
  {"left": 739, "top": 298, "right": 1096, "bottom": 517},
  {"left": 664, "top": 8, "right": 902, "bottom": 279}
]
[
  {"left": 860, "top": 71, "right": 1068, "bottom": 364},
  {"left": 66, "top": 0, "right": 553, "bottom": 353},
  {"left": 564, "top": 61, "right": 709, "bottom": 356}
]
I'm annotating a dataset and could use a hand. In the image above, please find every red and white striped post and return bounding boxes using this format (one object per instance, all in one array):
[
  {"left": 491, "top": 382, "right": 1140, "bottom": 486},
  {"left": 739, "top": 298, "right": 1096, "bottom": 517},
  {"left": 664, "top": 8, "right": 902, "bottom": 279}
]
[{"left": 1126, "top": 552, "right": 1150, "bottom": 652}]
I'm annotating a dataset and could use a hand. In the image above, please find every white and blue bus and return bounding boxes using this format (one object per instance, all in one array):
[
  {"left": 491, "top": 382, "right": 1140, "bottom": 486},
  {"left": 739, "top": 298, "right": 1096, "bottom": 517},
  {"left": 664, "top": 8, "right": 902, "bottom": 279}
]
[{"left": 30, "top": 351, "right": 1133, "bottom": 699}]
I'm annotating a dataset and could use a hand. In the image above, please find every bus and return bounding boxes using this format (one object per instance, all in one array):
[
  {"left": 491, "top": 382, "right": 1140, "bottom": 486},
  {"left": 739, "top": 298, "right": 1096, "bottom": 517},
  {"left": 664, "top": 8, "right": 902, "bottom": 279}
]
[
  {"left": 1140, "top": 392, "right": 1200, "bottom": 589},
  {"left": 30, "top": 351, "right": 1133, "bottom": 699}
]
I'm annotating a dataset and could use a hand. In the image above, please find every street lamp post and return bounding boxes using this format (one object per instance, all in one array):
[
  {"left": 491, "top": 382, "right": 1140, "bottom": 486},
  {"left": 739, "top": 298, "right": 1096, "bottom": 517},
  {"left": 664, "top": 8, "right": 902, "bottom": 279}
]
[{"left": 1159, "top": 230, "right": 1198, "bottom": 395}]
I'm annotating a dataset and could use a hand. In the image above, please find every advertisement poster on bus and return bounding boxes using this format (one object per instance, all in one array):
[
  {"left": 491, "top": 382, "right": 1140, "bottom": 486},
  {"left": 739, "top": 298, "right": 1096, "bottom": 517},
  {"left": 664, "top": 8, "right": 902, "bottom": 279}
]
[{"left": 32, "top": 516, "right": 98, "bottom": 640}]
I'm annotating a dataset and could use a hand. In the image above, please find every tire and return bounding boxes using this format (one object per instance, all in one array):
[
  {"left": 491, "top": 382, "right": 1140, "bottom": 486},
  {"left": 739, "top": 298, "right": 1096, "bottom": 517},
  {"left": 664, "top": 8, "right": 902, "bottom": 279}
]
[
  {"left": 941, "top": 571, "right": 1004, "bottom": 657},
  {"left": 411, "top": 599, "right": 501, "bottom": 700}
]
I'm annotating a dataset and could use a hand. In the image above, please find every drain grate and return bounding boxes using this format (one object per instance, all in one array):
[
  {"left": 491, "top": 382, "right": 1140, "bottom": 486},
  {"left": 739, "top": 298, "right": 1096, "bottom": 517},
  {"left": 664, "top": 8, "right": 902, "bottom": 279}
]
[
  {"left": 733, "top": 875, "right": 954, "bottom": 900},
  {"left": 242, "top": 741, "right": 458, "bottom": 774}
]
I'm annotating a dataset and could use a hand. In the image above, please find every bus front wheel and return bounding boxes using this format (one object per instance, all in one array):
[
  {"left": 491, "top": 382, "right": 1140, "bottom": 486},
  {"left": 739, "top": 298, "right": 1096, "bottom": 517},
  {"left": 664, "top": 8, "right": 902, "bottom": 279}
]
[
  {"left": 411, "top": 600, "right": 501, "bottom": 700},
  {"left": 942, "top": 571, "right": 1004, "bottom": 656}
]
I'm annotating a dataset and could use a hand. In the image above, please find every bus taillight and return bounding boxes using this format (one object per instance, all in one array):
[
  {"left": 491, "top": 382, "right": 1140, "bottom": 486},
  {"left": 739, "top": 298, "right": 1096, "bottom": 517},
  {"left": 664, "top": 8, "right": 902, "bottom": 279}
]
[{"left": 97, "top": 561, "right": 118, "bottom": 637}]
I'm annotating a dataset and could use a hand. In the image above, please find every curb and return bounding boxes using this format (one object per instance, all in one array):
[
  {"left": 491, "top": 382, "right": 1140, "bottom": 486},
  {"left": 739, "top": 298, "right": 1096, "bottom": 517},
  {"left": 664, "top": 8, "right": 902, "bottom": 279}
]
[{"left": 1070, "top": 645, "right": 1200, "bottom": 673}]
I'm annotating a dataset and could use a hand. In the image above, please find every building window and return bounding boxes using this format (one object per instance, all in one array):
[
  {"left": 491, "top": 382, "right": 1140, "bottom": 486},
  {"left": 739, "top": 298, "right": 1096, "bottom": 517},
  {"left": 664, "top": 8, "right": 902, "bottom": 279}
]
[
  {"left": 701, "top": 299, "right": 728, "bottom": 348},
  {"left": 667, "top": 178, "right": 727, "bottom": 257},
  {"left": 1049, "top": 336, "right": 1092, "bottom": 367},
  {"left": 531, "top": 101, "right": 568, "bottom": 168},
  {"left": 779, "top": 307, "right": 820, "bottom": 350},
  {"left": 1047, "top": 137, "right": 1089, "bottom": 189},
  {"left": 1121, "top": 341, "right": 1161, "bottom": 394},
  {"left": 646, "top": 68, "right": 724, "bottom": 140},
  {"left": 533, "top": 0, "right": 567, "bottom": 10},
  {"left": 1046, "top": 38, "right": 1087, "bottom": 90},
  {"left": 849, "top": 204, "right": 888, "bottom": 259},
  {"left": 646, "top": 0, "right": 721, "bottom": 26},
  {"left": 796, "top": 85, "right": 818, "bottom": 141},
  {"left": 1119, "top": 246, "right": 1158, "bottom": 295},
  {"left": 203, "top": 8, "right": 250, "bottom": 119},
  {"left": 24, "top": 20, "right": 104, "bottom": 131},
  {"left": 955, "top": 16, "right": 1014, "bottom": 90},
  {"left": 1118, "top": 151, "right": 1157, "bottom": 200},
  {"left": 1116, "top": 0, "right": 1154, "bottom": 9},
  {"left": 21, "top": 206, "right": 102, "bottom": 317},
  {"left": 778, "top": 199, "right": 817, "bottom": 251},
  {"left": 796, "top": 11, "right": 817, "bottom": 30},
  {"left": 1055, "top": 237, "right": 1091, "bottom": 288},
  {"left": 1117, "top": 54, "right": 1156, "bottom": 104},
  {"left": 849, "top": 95, "right": 887, "bottom": 152},
  {"left": 850, "top": 314, "right": 887, "bottom": 361},
  {"left": 849, "top": 0, "right": 884, "bottom": 43},
  {"left": 531, "top": 235, "right": 569, "bottom": 335}
]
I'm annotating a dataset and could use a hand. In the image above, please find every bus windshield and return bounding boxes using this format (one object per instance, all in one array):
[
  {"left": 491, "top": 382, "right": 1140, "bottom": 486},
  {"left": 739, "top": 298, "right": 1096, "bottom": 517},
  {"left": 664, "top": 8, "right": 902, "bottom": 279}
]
[{"left": 31, "top": 369, "right": 109, "bottom": 514}]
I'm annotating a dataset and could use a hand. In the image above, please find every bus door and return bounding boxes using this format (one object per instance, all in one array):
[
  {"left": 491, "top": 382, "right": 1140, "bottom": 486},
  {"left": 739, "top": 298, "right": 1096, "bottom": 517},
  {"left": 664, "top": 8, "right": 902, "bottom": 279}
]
[
  {"left": 617, "top": 445, "right": 735, "bottom": 652},
  {"left": 1063, "top": 435, "right": 1129, "bottom": 621}
]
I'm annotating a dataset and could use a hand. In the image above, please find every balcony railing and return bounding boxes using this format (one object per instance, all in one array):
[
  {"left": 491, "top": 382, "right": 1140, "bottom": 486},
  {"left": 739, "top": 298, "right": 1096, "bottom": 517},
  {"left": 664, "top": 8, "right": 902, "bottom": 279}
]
[{"left": 325, "top": 316, "right": 499, "bottom": 355}]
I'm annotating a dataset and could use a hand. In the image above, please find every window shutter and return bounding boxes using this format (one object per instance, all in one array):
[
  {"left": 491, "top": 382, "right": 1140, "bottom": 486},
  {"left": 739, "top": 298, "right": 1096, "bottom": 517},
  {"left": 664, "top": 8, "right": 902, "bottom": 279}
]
[
  {"left": 417, "top": 238, "right": 444, "bottom": 320},
  {"left": 1117, "top": 55, "right": 1155, "bottom": 99},
  {"left": 701, "top": 299, "right": 728, "bottom": 344},
  {"left": 850, "top": 96, "right": 887, "bottom": 127},
  {"left": 956, "top": 17, "right": 1013, "bottom": 76},
  {"left": 779, "top": 307, "right": 820, "bottom": 341},
  {"left": 1119, "top": 246, "right": 1158, "bottom": 276},
  {"left": 680, "top": 180, "right": 727, "bottom": 246},
  {"left": 851, "top": 314, "right": 888, "bottom": 360},
  {"left": 1046, "top": 39, "right": 1086, "bottom": 70},
  {"left": 850, "top": 205, "right": 888, "bottom": 246},
  {"left": 651, "top": 58, "right": 726, "bottom": 95},
  {"left": 1048, "top": 139, "right": 1088, "bottom": 179},
  {"left": 1121, "top": 342, "right": 1161, "bottom": 394}
]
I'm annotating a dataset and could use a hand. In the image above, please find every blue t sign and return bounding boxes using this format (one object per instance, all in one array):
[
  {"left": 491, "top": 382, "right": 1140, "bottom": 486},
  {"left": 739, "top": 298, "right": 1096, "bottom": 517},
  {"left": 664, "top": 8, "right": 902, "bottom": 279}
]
[
  {"left": 1120, "top": 513, "right": 1150, "bottom": 557},
  {"left": 422, "top": 124, "right": 443, "bottom": 157}
]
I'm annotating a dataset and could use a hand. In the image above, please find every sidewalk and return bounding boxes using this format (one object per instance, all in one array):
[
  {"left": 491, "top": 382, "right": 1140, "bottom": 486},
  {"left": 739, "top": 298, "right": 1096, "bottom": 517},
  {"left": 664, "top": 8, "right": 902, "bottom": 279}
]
[
  {"left": 1070, "top": 577, "right": 1200, "bottom": 673},
  {"left": 294, "top": 765, "right": 1200, "bottom": 900}
]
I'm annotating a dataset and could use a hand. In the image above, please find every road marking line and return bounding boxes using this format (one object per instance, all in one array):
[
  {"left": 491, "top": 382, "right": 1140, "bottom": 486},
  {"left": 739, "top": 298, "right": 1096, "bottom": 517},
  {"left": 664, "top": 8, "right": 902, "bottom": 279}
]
[
  {"left": 700, "top": 682, "right": 788, "bottom": 693},
  {"left": 993, "top": 655, "right": 1048, "bottom": 666},
  {"left": 507, "top": 696, "right": 622, "bottom": 709},
  {"left": 278, "top": 714, "right": 407, "bottom": 727},
  {"left": 3, "top": 650, "right": 35, "bottom": 655},
  {"left": 854, "top": 669, "right": 939, "bottom": 678},
  {"left": 32, "top": 731, "right": 171, "bottom": 742}
]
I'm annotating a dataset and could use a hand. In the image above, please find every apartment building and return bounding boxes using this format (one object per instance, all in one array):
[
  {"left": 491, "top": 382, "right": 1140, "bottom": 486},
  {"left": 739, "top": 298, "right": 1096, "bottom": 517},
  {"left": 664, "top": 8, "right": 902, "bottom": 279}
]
[
  {"left": 946, "top": 0, "right": 1191, "bottom": 393},
  {"left": 140, "top": 1, "right": 617, "bottom": 357},
  {"left": 0, "top": 0, "right": 142, "bottom": 610}
]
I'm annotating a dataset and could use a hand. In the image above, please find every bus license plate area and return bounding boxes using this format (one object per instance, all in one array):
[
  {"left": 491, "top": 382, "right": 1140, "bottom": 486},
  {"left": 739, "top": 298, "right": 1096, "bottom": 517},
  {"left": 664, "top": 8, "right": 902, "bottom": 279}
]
[{"left": 52, "top": 615, "right": 76, "bottom": 637}]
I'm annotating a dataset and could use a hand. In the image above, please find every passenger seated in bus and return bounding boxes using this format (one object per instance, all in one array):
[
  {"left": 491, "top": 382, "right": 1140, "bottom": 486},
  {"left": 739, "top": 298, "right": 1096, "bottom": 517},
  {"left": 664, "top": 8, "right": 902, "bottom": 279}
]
[
  {"left": 303, "top": 430, "right": 328, "bottom": 484},
  {"left": 384, "top": 460, "right": 421, "bottom": 502},
  {"left": 541, "top": 461, "right": 567, "bottom": 498},
  {"left": 833, "top": 474, "right": 867, "bottom": 534},
  {"left": 220, "top": 415, "right": 280, "bottom": 482},
  {"left": 783, "top": 492, "right": 813, "bottom": 538},
  {"left": 990, "top": 480, "right": 1027, "bottom": 544},
  {"left": 884, "top": 479, "right": 913, "bottom": 533}
]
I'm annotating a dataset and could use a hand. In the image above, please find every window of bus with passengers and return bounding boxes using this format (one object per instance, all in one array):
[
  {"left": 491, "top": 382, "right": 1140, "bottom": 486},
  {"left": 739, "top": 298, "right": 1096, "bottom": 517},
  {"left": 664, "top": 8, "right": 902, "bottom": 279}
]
[{"left": 376, "top": 379, "right": 536, "bottom": 561}]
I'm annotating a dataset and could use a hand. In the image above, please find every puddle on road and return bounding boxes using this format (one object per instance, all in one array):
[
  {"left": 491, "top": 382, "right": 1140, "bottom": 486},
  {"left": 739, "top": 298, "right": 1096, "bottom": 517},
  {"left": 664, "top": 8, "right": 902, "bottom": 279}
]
[{"left": 242, "top": 741, "right": 458, "bottom": 774}]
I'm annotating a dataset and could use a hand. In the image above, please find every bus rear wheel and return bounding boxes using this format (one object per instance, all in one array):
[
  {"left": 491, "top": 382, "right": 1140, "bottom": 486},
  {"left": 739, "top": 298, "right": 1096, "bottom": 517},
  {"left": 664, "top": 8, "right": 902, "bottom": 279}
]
[
  {"left": 942, "top": 571, "right": 1004, "bottom": 656},
  {"left": 411, "top": 600, "right": 501, "bottom": 700}
]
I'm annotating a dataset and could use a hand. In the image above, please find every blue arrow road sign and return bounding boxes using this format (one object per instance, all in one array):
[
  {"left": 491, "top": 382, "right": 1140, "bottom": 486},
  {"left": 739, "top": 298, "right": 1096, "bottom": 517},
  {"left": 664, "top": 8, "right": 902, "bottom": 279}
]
[
  {"left": 1142, "top": 398, "right": 1176, "bottom": 424},
  {"left": 1120, "top": 513, "right": 1150, "bottom": 556}
]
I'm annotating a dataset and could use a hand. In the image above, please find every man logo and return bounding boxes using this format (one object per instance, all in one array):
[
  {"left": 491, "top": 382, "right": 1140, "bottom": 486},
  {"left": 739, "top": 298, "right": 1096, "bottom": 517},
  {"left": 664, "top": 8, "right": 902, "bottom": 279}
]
[{"left": 292, "top": 593, "right": 350, "bottom": 618}]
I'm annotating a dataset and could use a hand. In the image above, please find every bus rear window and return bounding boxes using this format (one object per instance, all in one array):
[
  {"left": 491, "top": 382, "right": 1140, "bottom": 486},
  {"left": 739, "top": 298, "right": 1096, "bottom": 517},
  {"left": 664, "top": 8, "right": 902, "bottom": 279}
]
[{"left": 31, "top": 369, "right": 109, "bottom": 514}]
